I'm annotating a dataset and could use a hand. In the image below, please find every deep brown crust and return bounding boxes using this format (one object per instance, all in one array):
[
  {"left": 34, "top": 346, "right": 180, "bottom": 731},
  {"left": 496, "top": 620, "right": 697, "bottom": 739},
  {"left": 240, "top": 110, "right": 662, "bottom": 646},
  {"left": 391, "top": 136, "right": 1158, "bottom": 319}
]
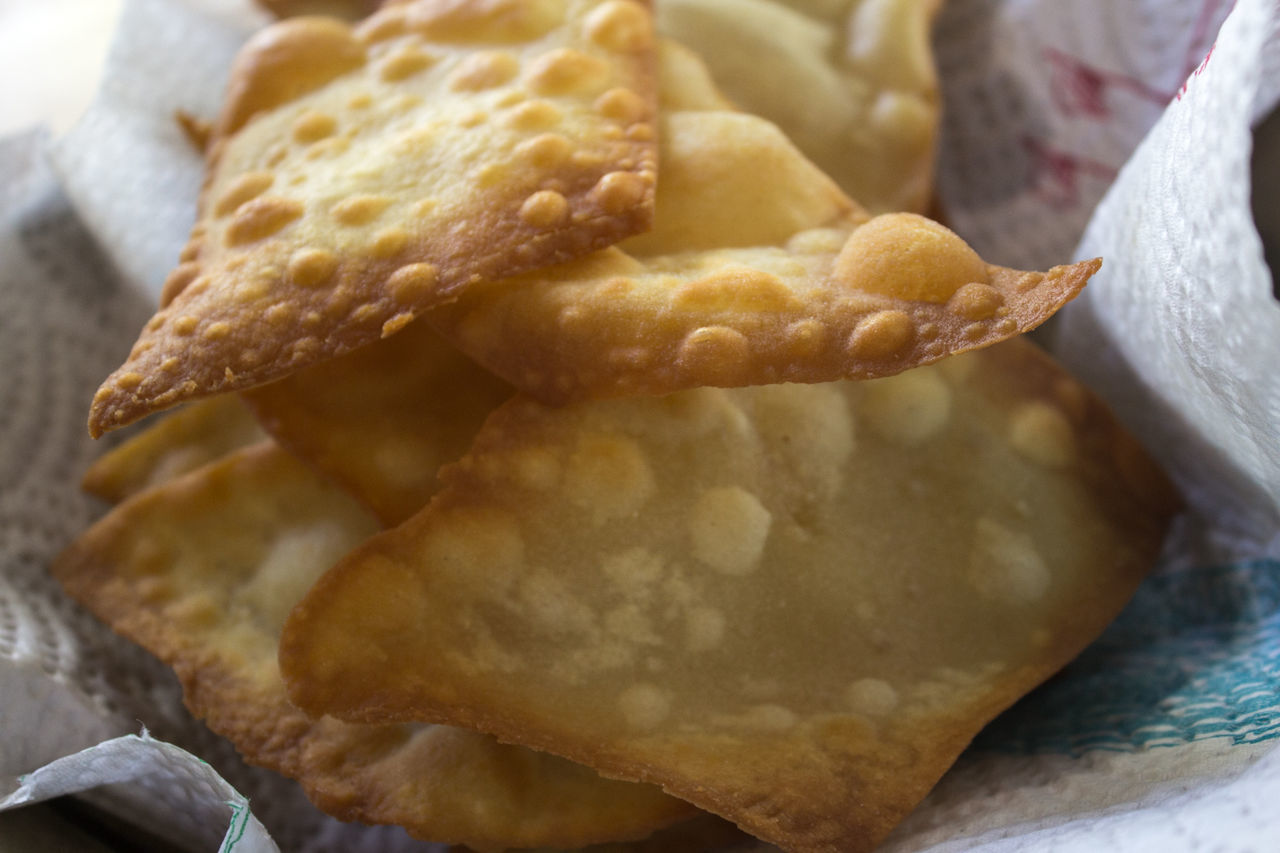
[{"left": 89, "top": 0, "right": 659, "bottom": 437}]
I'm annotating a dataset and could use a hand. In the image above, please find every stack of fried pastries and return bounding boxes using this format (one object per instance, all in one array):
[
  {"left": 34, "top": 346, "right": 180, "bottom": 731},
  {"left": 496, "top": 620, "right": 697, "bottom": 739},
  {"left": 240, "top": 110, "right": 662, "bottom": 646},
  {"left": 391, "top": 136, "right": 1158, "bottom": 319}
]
[{"left": 56, "top": 1, "right": 1181, "bottom": 851}]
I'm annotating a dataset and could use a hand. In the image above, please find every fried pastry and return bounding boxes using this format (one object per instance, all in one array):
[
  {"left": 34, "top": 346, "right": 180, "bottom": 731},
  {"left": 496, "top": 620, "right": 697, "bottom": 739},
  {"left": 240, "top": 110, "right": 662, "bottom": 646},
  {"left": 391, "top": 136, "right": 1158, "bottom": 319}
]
[
  {"left": 280, "top": 338, "right": 1179, "bottom": 853},
  {"left": 55, "top": 442, "right": 695, "bottom": 849},
  {"left": 89, "top": 0, "right": 658, "bottom": 437},
  {"left": 81, "top": 395, "right": 265, "bottom": 503},
  {"left": 243, "top": 321, "right": 512, "bottom": 526},
  {"left": 428, "top": 105, "right": 1097, "bottom": 404},
  {"left": 656, "top": 0, "right": 943, "bottom": 213}
]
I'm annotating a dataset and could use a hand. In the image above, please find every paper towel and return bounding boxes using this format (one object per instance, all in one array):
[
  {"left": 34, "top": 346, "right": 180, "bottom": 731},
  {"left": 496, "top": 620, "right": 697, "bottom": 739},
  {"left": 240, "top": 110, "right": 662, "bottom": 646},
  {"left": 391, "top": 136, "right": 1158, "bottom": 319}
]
[{"left": 1, "top": 0, "right": 1278, "bottom": 849}]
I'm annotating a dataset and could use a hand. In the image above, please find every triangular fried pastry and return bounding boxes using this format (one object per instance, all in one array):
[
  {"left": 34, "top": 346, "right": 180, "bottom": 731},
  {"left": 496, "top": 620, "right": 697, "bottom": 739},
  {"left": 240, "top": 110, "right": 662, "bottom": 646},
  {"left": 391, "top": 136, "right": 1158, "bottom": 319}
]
[
  {"left": 427, "top": 106, "right": 1097, "bottom": 404},
  {"left": 81, "top": 395, "right": 265, "bottom": 504},
  {"left": 280, "top": 339, "right": 1179, "bottom": 853},
  {"left": 243, "top": 320, "right": 512, "bottom": 526},
  {"left": 54, "top": 442, "right": 696, "bottom": 849},
  {"left": 88, "top": 0, "right": 658, "bottom": 436},
  {"left": 657, "top": 0, "right": 943, "bottom": 213}
]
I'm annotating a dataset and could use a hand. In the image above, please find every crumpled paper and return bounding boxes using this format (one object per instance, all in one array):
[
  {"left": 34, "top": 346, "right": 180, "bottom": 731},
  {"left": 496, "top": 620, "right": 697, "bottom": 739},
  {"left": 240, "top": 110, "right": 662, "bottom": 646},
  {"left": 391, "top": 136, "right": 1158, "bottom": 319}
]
[
  {"left": 0, "top": 732, "right": 275, "bottom": 853},
  {"left": 1, "top": 0, "right": 1277, "bottom": 849}
]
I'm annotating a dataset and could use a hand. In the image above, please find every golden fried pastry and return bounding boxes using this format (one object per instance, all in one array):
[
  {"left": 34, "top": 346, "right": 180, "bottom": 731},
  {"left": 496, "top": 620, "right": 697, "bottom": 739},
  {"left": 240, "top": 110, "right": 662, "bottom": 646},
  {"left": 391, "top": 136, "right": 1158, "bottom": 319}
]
[
  {"left": 88, "top": 0, "right": 658, "bottom": 437},
  {"left": 81, "top": 395, "right": 265, "bottom": 503},
  {"left": 428, "top": 106, "right": 1097, "bottom": 404},
  {"left": 243, "top": 321, "right": 512, "bottom": 526},
  {"left": 235, "top": 40, "right": 725, "bottom": 526},
  {"left": 55, "top": 442, "right": 695, "bottom": 849},
  {"left": 657, "top": 0, "right": 943, "bottom": 213},
  {"left": 280, "top": 338, "right": 1178, "bottom": 853}
]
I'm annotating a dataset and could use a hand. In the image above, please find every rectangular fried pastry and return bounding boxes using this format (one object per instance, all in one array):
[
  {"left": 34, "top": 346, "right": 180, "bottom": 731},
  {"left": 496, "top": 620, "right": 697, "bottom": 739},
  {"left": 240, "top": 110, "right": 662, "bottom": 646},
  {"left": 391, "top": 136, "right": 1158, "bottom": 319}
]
[
  {"left": 55, "top": 441, "right": 695, "bottom": 850},
  {"left": 280, "top": 338, "right": 1179, "bottom": 853}
]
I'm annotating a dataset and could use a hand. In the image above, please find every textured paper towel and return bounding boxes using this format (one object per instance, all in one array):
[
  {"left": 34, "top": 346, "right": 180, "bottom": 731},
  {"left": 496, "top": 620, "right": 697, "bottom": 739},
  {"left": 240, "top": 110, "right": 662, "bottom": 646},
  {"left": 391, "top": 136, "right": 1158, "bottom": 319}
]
[
  {"left": 1053, "top": 0, "right": 1280, "bottom": 542},
  {"left": 0, "top": 733, "right": 275, "bottom": 853},
  {"left": 1, "top": 0, "right": 1278, "bottom": 850}
]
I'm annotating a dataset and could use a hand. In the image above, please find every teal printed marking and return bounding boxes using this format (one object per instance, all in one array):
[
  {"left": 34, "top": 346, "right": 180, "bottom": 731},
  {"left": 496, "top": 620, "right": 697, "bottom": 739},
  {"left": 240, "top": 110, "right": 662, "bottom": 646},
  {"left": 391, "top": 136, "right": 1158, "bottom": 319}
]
[
  {"left": 220, "top": 801, "right": 249, "bottom": 853},
  {"left": 974, "top": 559, "right": 1280, "bottom": 756}
]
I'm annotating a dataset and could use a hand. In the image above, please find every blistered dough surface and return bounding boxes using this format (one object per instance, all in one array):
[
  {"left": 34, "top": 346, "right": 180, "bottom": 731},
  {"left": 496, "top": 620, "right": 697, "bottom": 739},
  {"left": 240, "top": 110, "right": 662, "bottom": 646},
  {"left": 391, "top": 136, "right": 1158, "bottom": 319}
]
[
  {"left": 281, "top": 338, "right": 1178, "bottom": 853},
  {"left": 55, "top": 442, "right": 693, "bottom": 849},
  {"left": 429, "top": 108, "right": 1097, "bottom": 403},
  {"left": 657, "top": 0, "right": 942, "bottom": 212},
  {"left": 89, "top": 0, "right": 657, "bottom": 436}
]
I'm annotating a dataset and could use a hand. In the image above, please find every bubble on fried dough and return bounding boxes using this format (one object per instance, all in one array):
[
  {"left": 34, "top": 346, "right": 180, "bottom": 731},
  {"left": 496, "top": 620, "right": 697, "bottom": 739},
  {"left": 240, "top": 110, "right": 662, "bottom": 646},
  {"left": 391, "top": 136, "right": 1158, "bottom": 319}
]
[
  {"left": 171, "top": 316, "right": 198, "bottom": 335},
  {"left": 215, "top": 172, "right": 275, "bottom": 216},
  {"left": 595, "top": 87, "right": 648, "bottom": 122},
  {"left": 526, "top": 48, "right": 611, "bottom": 95},
  {"left": 520, "top": 571, "right": 597, "bottom": 634},
  {"left": 503, "top": 98, "right": 564, "bottom": 131},
  {"left": 241, "top": 521, "right": 358, "bottom": 632},
  {"left": 948, "top": 282, "right": 1005, "bottom": 321},
  {"left": 449, "top": 51, "right": 520, "bottom": 90},
  {"left": 1009, "top": 402, "right": 1077, "bottom": 469},
  {"left": 291, "top": 110, "right": 338, "bottom": 142},
  {"left": 507, "top": 446, "right": 562, "bottom": 491},
  {"left": 370, "top": 226, "right": 410, "bottom": 258},
  {"left": 516, "top": 133, "right": 575, "bottom": 168},
  {"left": 225, "top": 197, "right": 304, "bottom": 245},
  {"left": 287, "top": 248, "right": 339, "bottom": 287},
  {"left": 674, "top": 267, "right": 798, "bottom": 313},
  {"left": 676, "top": 326, "right": 751, "bottom": 384},
  {"left": 563, "top": 433, "right": 655, "bottom": 524},
  {"left": 585, "top": 1, "right": 654, "bottom": 52},
  {"left": 845, "top": 678, "right": 898, "bottom": 718},
  {"left": 688, "top": 486, "right": 771, "bottom": 576},
  {"left": 377, "top": 45, "right": 438, "bottom": 81},
  {"left": 590, "top": 170, "right": 650, "bottom": 213},
  {"left": 202, "top": 322, "right": 232, "bottom": 341},
  {"left": 387, "top": 262, "right": 439, "bottom": 305},
  {"left": 969, "top": 517, "right": 1051, "bottom": 605},
  {"left": 847, "top": 310, "right": 914, "bottom": 360},
  {"left": 835, "top": 214, "right": 989, "bottom": 304},
  {"left": 748, "top": 383, "right": 854, "bottom": 501},
  {"left": 861, "top": 368, "right": 952, "bottom": 447},
  {"left": 618, "top": 683, "right": 672, "bottom": 730},
  {"left": 330, "top": 194, "right": 391, "bottom": 226},
  {"left": 519, "top": 189, "right": 572, "bottom": 228}
]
